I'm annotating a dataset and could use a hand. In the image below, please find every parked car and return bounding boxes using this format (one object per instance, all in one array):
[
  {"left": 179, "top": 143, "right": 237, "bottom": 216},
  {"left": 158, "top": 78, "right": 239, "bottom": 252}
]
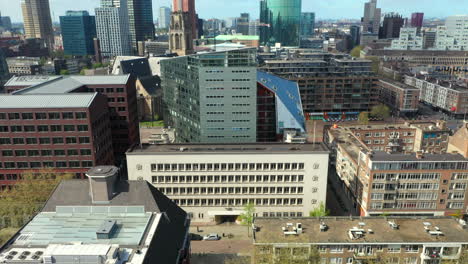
[
  {"left": 189, "top": 233, "right": 203, "bottom": 241},
  {"left": 203, "top": 233, "right": 221, "bottom": 241}
]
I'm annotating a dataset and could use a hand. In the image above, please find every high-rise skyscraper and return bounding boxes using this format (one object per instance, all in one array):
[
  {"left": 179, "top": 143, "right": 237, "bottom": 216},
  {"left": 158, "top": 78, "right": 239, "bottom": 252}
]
[
  {"left": 172, "top": 0, "right": 197, "bottom": 39},
  {"left": 260, "top": 0, "right": 302, "bottom": 46},
  {"left": 21, "top": 0, "right": 54, "bottom": 49},
  {"left": 60, "top": 11, "right": 96, "bottom": 56},
  {"left": 350, "top": 25, "right": 361, "bottom": 48},
  {"left": 127, "top": 0, "right": 154, "bottom": 54},
  {"left": 436, "top": 15, "right": 468, "bottom": 51},
  {"left": 159, "top": 6, "right": 171, "bottom": 28},
  {"left": 95, "top": 0, "right": 132, "bottom": 57},
  {"left": 236, "top": 13, "right": 250, "bottom": 35},
  {"left": 411, "top": 12, "right": 424, "bottom": 28},
  {"left": 362, "top": 0, "right": 381, "bottom": 34},
  {"left": 379, "top": 13, "right": 404, "bottom": 39},
  {"left": 300, "top": 12, "right": 315, "bottom": 37}
]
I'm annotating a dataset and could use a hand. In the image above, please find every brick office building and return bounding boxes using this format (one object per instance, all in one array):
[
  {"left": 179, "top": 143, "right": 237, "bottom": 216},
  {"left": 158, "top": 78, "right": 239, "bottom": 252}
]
[
  {"left": 5, "top": 75, "right": 139, "bottom": 159},
  {"left": 0, "top": 94, "right": 113, "bottom": 187}
]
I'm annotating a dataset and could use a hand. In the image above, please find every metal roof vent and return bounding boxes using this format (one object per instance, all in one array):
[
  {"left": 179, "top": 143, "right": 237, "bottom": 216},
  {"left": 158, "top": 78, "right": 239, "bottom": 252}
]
[{"left": 96, "top": 220, "right": 117, "bottom": 239}]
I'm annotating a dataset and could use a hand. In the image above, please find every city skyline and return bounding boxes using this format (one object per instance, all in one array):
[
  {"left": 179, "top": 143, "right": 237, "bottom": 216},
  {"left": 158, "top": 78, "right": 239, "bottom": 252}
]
[{"left": 1, "top": 0, "right": 466, "bottom": 23}]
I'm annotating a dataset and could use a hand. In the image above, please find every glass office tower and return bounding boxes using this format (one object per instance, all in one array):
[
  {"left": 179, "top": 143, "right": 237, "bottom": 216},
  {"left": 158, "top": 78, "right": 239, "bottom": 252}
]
[{"left": 260, "top": 0, "right": 302, "bottom": 47}]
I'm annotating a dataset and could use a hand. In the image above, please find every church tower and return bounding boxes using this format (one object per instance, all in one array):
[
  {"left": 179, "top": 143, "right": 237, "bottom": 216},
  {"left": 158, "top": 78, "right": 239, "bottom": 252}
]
[{"left": 169, "top": 11, "right": 193, "bottom": 56}]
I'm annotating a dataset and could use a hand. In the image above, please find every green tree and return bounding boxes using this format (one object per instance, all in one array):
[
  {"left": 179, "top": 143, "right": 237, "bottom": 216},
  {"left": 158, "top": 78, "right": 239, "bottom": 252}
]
[
  {"left": 93, "top": 62, "right": 103, "bottom": 69},
  {"left": 0, "top": 169, "right": 72, "bottom": 229},
  {"left": 359, "top": 112, "right": 370, "bottom": 125},
  {"left": 60, "top": 69, "right": 70, "bottom": 75},
  {"left": 350, "top": 45, "right": 363, "bottom": 58},
  {"left": 309, "top": 202, "right": 330, "bottom": 217},
  {"left": 371, "top": 104, "right": 391, "bottom": 120},
  {"left": 239, "top": 202, "right": 255, "bottom": 237},
  {"left": 254, "top": 245, "right": 320, "bottom": 264}
]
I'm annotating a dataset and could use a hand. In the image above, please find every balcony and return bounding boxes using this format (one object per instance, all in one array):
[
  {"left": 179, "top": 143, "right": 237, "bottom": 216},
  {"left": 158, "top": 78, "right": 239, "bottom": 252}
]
[{"left": 354, "top": 251, "right": 378, "bottom": 260}]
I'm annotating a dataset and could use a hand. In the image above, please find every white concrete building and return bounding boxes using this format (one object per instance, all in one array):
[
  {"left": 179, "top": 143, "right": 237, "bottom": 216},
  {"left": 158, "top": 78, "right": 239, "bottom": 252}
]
[
  {"left": 95, "top": 0, "right": 131, "bottom": 57},
  {"left": 126, "top": 143, "right": 330, "bottom": 223},
  {"left": 436, "top": 15, "right": 468, "bottom": 51},
  {"left": 388, "top": 27, "right": 423, "bottom": 50}
]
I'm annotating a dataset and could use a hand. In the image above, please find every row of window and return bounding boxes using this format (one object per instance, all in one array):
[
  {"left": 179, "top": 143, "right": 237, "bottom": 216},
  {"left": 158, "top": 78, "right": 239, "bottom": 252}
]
[
  {"left": 88, "top": 87, "right": 124, "bottom": 93},
  {"left": 0, "top": 160, "right": 93, "bottom": 169},
  {"left": 370, "top": 201, "right": 437, "bottom": 209},
  {"left": 150, "top": 162, "right": 308, "bottom": 172},
  {"left": 2, "top": 149, "right": 92, "bottom": 157},
  {"left": 372, "top": 161, "right": 468, "bottom": 171},
  {"left": 372, "top": 183, "right": 440, "bottom": 190},
  {"left": 0, "top": 137, "right": 90, "bottom": 145},
  {"left": 357, "top": 131, "right": 414, "bottom": 138},
  {"left": 0, "top": 124, "right": 89, "bottom": 133},
  {"left": 373, "top": 173, "right": 441, "bottom": 181},
  {"left": 370, "top": 192, "right": 438, "bottom": 201},
  {"left": 151, "top": 174, "right": 309, "bottom": 183},
  {"left": 173, "top": 197, "right": 303, "bottom": 206},
  {"left": 0, "top": 112, "right": 87, "bottom": 120},
  {"left": 158, "top": 186, "right": 306, "bottom": 195}
]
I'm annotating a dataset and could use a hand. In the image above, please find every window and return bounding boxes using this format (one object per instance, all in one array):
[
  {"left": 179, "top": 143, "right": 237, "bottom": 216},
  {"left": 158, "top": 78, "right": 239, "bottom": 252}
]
[
  {"left": 0, "top": 126, "right": 8, "bottom": 132},
  {"left": 62, "top": 112, "right": 74, "bottom": 119},
  {"left": 35, "top": 112, "right": 47, "bottom": 119},
  {"left": 77, "top": 125, "right": 88, "bottom": 132},
  {"left": 0, "top": 138, "right": 10, "bottom": 144},
  {"left": 8, "top": 113, "right": 20, "bottom": 120},
  {"left": 56, "top": 161, "right": 67, "bottom": 168},
  {"left": 14, "top": 150, "right": 26, "bottom": 156},
  {"left": 79, "top": 137, "right": 90, "bottom": 144},
  {"left": 54, "top": 149, "right": 65, "bottom": 156},
  {"left": 53, "top": 137, "right": 64, "bottom": 144},
  {"left": 48, "top": 112, "right": 60, "bottom": 119},
  {"left": 64, "top": 125, "right": 75, "bottom": 132},
  {"left": 69, "top": 161, "right": 80, "bottom": 168},
  {"left": 50, "top": 125, "right": 62, "bottom": 132},
  {"left": 13, "top": 138, "right": 24, "bottom": 144},
  {"left": 66, "top": 137, "right": 77, "bottom": 144},
  {"left": 11, "top": 126, "right": 22, "bottom": 132},
  {"left": 67, "top": 149, "right": 79, "bottom": 156},
  {"left": 37, "top": 125, "right": 49, "bottom": 132},
  {"left": 75, "top": 112, "right": 87, "bottom": 119},
  {"left": 39, "top": 138, "right": 50, "bottom": 144},
  {"left": 388, "top": 245, "right": 401, "bottom": 253},
  {"left": 26, "top": 138, "right": 37, "bottom": 144},
  {"left": 28, "top": 150, "right": 40, "bottom": 156},
  {"left": 21, "top": 113, "right": 33, "bottom": 119},
  {"left": 80, "top": 149, "right": 92, "bottom": 155},
  {"left": 41, "top": 150, "right": 52, "bottom": 156},
  {"left": 405, "top": 245, "right": 419, "bottom": 253},
  {"left": 329, "top": 258, "right": 343, "bottom": 264}
]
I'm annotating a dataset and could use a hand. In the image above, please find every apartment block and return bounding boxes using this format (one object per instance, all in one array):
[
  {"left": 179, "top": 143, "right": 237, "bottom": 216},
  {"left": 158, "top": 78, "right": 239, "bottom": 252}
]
[
  {"left": 260, "top": 53, "right": 379, "bottom": 119},
  {"left": 388, "top": 27, "right": 423, "bottom": 50},
  {"left": 161, "top": 48, "right": 257, "bottom": 143},
  {"left": 326, "top": 124, "right": 467, "bottom": 217},
  {"left": 0, "top": 94, "right": 113, "bottom": 187},
  {"left": 404, "top": 75, "right": 468, "bottom": 117},
  {"left": 6, "top": 57, "right": 42, "bottom": 76},
  {"left": 126, "top": 143, "right": 329, "bottom": 223},
  {"left": 378, "top": 79, "right": 420, "bottom": 116},
  {"left": 5, "top": 74, "right": 139, "bottom": 159},
  {"left": 253, "top": 216, "right": 468, "bottom": 264}
]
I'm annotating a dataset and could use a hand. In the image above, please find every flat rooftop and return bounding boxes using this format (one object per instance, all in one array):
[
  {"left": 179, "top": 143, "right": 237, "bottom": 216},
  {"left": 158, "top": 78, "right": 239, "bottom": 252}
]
[
  {"left": 254, "top": 217, "right": 468, "bottom": 244},
  {"left": 370, "top": 151, "right": 467, "bottom": 162},
  {"left": 127, "top": 143, "right": 328, "bottom": 155},
  {"left": 328, "top": 127, "right": 367, "bottom": 161},
  {"left": 0, "top": 93, "right": 98, "bottom": 108},
  {"left": 4, "top": 75, "right": 61, "bottom": 87},
  {"left": 379, "top": 78, "right": 420, "bottom": 91}
]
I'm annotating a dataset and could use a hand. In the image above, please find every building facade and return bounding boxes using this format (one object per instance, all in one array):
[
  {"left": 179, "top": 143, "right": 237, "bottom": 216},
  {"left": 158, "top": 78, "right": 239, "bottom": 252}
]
[
  {"left": 380, "top": 13, "right": 404, "bottom": 39},
  {"left": 436, "top": 15, "right": 468, "bottom": 51},
  {"left": 161, "top": 48, "right": 257, "bottom": 143},
  {"left": 127, "top": 0, "right": 154, "bottom": 55},
  {"left": 411, "top": 12, "right": 424, "bottom": 29},
  {"left": 159, "top": 6, "right": 171, "bottom": 28},
  {"left": 169, "top": 11, "right": 194, "bottom": 56},
  {"left": 0, "top": 49, "right": 9, "bottom": 90},
  {"left": 378, "top": 79, "right": 420, "bottom": 116},
  {"left": 126, "top": 143, "right": 329, "bottom": 224},
  {"left": 260, "top": 0, "right": 302, "bottom": 46},
  {"left": 388, "top": 27, "right": 423, "bottom": 50},
  {"left": 253, "top": 217, "right": 468, "bottom": 264},
  {"left": 21, "top": 0, "right": 54, "bottom": 49},
  {"left": 300, "top": 12, "right": 315, "bottom": 38},
  {"left": 60, "top": 11, "right": 96, "bottom": 56},
  {"left": 172, "top": 0, "right": 197, "bottom": 39},
  {"left": 0, "top": 94, "right": 114, "bottom": 186},
  {"left": 6, "top": 57, "right": 42, "bottom": 76},
  {"left": 361, "top": 0, "right": 381, "bottom": 34},
  {"left": 236, "top": 13, "right": 250, "bottom": 35},
  {"left": 95, "top": 0, "right": 132, "bottom": 57}
]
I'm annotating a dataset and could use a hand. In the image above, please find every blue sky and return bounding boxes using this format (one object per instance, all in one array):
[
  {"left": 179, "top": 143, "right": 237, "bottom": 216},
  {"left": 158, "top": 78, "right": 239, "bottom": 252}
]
[{"left": 0, "top": 0, "right": 466, "bottom": 22}]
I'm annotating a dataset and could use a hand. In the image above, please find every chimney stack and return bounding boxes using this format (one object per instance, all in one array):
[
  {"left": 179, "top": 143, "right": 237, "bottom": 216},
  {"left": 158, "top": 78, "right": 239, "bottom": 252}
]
[{"left": 86, "top": 166, "right": 119, "bottom": 204}]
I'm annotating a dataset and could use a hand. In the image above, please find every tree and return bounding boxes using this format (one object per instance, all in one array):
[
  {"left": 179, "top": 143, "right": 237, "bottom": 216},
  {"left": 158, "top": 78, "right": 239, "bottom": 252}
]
[
  {"left": 309, "top": 202, "right": 330, "bottom": 217},
  {"left": 254, "top": 245, "right": 320, "bottom": 264},
  {"left": 60, "top": 69, "right": 70, "bottom": 75},
  {"left": 371, "top": 104, "right": 391, "bottom": 120},
  {"left": 239, "top": 202, "right": 255, "bottom": 237},
  {"left": 350, "top": 45, "right": 363, "bottom": 58},
  {"left": 358, "top": 112, "right": 370, "bottom": 125},
  {"left": 93, "top": 62, "right": 103, "bottom": 69},
  {"left": 0, "top": 169, "right": 72, "bottom": 229}
]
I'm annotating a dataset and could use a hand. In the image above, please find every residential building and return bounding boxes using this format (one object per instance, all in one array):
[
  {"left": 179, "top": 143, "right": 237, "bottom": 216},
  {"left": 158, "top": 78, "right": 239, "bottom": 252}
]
[
  {"left": 161, "top": 48, "right": 257, "bottom": 143},
  {"left": 5, "top": 74, "right": 139, "bottom": 160},
  {"left": 169, "top": 11, "right": 194, "bottom": 56},
  {"left": 260, "top": 53, "right": 379, "bottom": 120},
  {"left": 423, "top": 30, "right": 437, "bottom": 49},
  {"left": 127, "top": 0, "right": 154, "bottom": 55},
  {"left": 172, "top": 0, "right": 197, "bottom": 39},
  {"left": 21, "top": 0, "right": 54, "bottom": 49},
  {"left": 59, "top": 11, "right": 96, "bottom": 56},
  {"left": 159, "top": 6, "right": 171, "bottom": 28},
  {"left": 214, "top": 35, "right": 260, "bottom": 47},
  {"left": 448, "top": 122, "right": 468, "bottom": 159},
  {"left": 300, "top": 12, "right": 315, "bottom": 38},
  {"left": 0, "top": 93, "right": 113, "bottom": 186},
  {"left": 257, "top": 71, "right": 306, "bottom": 142},
  {"left": 380, "top": 13, "right": 404, "bottom": 39},
  {"left": 253, "top": 216, "right": 468, "bottom": 264},
  {"left": 361, "top": 0, "right": 381, "bottom": 34},
  {"left": 378, "top": 79, "right": 420, "bottom": 116},
  {"left": 388, "top": 27, "right": 423, "bottom": 50},
  {"left": 404, "top": 75, "right": 468, "bottom": 117},
  {"left": 326, "top": 123, "right": 466, "bottom": 217},
  {"left": 6, "top": 57, "right": 41, "bottom": 76},
  {"left": 411, "top": 12, "right": 424, "bottom": 29},
  {"left": 126, "top": 143, "right": 329, "bottom": 223},
  {"left": 436, "top": 15, "right": 468, "bottom": 51},
  {"left": 0, "top": 166, "right": 191, "bottom": 264},
  {"left": 360, "top": 33, "right": 379, "bottom": 46},
  {"left": 95, "top": 0, "right": 132, "bottom": 57},
  {"left": 236, "top": 13, "right": 250, "bottom": 35},
  {"left": 260, "top": 0, "right": 302, "bottom": 47}
]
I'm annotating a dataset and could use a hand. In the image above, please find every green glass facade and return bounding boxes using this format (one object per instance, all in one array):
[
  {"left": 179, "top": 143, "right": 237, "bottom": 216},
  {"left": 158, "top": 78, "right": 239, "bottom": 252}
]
[
  {"left": 260, "top": 0, "right": 302, "bottom": 47},
  {"left": 161, "top": 49, "right": 258, "bottom": 143},
  {"left": 60, "top": 11, "right": 96, "bottom": 56},
  {"left": 300, "top": 12, "right": 315, "bottom": 37}
]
